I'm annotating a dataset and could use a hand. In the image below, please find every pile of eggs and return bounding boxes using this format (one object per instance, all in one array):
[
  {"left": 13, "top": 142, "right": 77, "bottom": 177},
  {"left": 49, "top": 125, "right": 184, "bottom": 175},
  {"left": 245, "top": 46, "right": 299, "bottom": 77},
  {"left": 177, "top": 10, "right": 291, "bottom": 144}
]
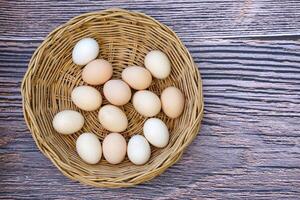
[{"left": 52, "top": 38, "right": 185, "bottom": 165}]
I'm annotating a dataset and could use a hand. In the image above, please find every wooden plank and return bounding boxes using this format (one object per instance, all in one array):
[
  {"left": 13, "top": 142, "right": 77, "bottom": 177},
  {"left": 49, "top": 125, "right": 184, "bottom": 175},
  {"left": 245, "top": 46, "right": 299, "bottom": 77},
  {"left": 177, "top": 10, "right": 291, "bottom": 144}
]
[
  {"left": 0, "top": 38, "right": 300, "bottom": 199},
  {"left": 0, "top": 0, "right": 300, "bottom": 40}
]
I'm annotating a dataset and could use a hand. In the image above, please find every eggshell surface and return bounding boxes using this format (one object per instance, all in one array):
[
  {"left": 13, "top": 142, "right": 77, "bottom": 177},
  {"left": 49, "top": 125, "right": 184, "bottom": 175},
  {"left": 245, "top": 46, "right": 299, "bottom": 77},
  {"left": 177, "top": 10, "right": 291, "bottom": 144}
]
[
  {"left": 122, "top": 66, "right": 152, "bottom": 90},
  {"left": 132, "top": 90, "right": 161, "bottom": 117},
  {"left": 143, "top": 118, "right": 169, "bottom": 148},
  {"left": 98, "top": 105, "right": 128, "bottom": 132},
  {"left": 76, "top": 132, "right": 102, "bottom": 164},
  {"left": 144, "top": 50, "right": 171, "bottom": 79},
  {"left": 72, "top": 38, "right": 99, "bottom": 65},
  {"left": 52, "top": 110, "right": 84, "bottom": 135},
  {"left": 103, "top": 133, "right": 127, "bottom": 164},
  {"left": 82, "top": 59, "right": 113, "bottom": 85},
  {"left": 161, "top": 86, "right": 185, "bottom": 118},
  {"left": 71, "top": 86, "right": 102, "bottom": 111},
  {"left": 127, "top": 135, "right": 151, "bottom": 165},
  {"left": 103, "top": 80, "right": 131, "bottom": 106}
]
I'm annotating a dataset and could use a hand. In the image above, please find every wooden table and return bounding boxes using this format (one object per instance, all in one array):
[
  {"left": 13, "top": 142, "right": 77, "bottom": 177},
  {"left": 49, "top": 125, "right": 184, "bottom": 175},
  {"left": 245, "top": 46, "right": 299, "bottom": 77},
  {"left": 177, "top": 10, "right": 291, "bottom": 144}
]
[{"left": 1, "top": 1, "right": 299, "bottom": 199}]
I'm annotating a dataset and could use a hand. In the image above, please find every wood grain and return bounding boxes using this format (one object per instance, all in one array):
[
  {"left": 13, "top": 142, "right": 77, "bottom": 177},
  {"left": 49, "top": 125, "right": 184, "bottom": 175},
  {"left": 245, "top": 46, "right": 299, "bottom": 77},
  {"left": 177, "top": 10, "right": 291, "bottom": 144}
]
[
  {"left": 1, "top": 38, "right": 300, "bottom": 199},
  {"left": 1, "top": 0, "right": 300, "bottom": 198},
  {"left": 0, "top": 0, "right": 300, "bottom": 40}
]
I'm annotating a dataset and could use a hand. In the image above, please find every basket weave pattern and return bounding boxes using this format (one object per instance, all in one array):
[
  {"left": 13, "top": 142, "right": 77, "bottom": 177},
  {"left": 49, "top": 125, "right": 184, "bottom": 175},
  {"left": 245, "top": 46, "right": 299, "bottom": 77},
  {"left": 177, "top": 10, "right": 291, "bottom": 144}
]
[{"left": 21, "top": 8, "right": 204, "bottom": 187}]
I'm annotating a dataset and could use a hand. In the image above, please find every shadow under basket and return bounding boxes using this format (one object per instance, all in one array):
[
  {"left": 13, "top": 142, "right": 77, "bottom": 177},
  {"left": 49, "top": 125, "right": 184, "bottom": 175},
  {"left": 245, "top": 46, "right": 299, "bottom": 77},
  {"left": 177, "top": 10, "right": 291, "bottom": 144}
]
[{"left": 21, "top": 8, "right": 204, "bottom": 188}]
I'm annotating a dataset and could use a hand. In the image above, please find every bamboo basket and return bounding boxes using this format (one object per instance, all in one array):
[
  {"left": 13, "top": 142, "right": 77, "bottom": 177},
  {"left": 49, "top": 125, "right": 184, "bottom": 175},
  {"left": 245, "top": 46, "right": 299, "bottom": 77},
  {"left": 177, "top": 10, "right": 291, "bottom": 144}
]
[{"left": 21, "top": 8, "right": 204, "bottom": 188}]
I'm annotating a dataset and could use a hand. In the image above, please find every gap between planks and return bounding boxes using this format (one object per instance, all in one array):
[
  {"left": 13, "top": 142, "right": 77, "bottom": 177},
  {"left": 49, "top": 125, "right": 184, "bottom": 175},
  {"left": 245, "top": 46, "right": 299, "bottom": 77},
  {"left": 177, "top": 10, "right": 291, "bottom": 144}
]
[{"left": 1, "top": 33, "right": 300, "bottom": 42}]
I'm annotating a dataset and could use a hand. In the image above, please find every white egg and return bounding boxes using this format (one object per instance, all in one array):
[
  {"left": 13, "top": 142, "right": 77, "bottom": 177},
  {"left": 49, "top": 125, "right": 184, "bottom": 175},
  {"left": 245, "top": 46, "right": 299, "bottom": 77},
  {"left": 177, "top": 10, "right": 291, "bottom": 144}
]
[
  {"left": 144, "top": 50, "right": 171, "bottom": 79},
  {"left": 132, "top": 90, "right": 161, "bottom": 117},
  {"left": 52, "top": 110, "right": 84, "bottom": 135},
  {"left": 76, "top": 133, "right": 102, "bottom": 164},
  {"left": 71, "top": 86, "right": 102, "bottom": 111},
  {"left": 72, "top": 38, "right": 99, "bottom": 65},
  {"left": 143, "top": 118, "right": 169, "bottom": 148},
  {"left": 98, "top": 105, "right": 128, "bottom": 132},
  {"left": 127, "top": 135, "right": 151, "bottom": 165}
]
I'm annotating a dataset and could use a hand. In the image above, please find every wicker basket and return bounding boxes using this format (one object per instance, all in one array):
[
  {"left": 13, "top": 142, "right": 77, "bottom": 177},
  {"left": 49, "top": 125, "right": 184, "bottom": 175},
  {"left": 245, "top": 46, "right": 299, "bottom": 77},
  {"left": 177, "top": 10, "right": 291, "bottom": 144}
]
[{"left": 21, "top": 8, "right": 204, "bottom": 188}]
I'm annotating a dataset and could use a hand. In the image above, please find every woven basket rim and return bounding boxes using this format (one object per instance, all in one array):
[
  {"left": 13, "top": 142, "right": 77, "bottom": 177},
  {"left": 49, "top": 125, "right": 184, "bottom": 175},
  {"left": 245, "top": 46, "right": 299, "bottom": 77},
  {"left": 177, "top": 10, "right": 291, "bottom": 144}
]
[{"left": 21, "top": 8, "right": 204, "bottom": 188}]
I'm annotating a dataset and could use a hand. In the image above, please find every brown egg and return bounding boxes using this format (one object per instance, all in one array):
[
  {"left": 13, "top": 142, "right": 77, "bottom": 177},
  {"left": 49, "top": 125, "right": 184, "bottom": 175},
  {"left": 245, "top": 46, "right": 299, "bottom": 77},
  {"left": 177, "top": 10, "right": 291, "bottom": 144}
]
[
  {"left": 161, "top": 86, "right": 185, "bottom": 118},
  {"left": 103, "top": 80, "right": 131, "bottom": 106},
  {"left": 103, "top": 133, "right": 127, "bottom": 164},
  {"left": 82, "top": 59, "right": 113, "bottom": 85},
  {"left": 122, "top": 66, "right": 152, "bottom": 90}
]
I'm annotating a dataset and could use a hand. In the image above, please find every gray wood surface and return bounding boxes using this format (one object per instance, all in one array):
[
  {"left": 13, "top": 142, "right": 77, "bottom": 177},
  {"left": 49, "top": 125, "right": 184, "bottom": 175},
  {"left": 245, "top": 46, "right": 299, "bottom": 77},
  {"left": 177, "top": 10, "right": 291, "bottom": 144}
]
[
  {"left": 1, "top": 0, "right": 300, "bottom": 199},
  {"left": 1, "top": 0, "right": 300, "bottom": 40}
]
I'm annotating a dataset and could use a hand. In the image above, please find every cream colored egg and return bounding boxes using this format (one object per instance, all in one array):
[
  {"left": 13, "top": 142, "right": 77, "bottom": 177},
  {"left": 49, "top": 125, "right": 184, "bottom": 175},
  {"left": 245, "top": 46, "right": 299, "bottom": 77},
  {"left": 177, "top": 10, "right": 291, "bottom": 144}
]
[
  {"left": 132, "top": 90, "right": 161, "bottom": 117},
  {"left": 52, "top": 110, "right": 84, "bottom": 135},
  {"left": 144, "top": 50, "right": 171, "bottom": 79},
  {"left": 72, "top": 38, "right": 99, "bottom": 65},
  {"left": 76, "top": 133, "right": 102, "bottom": 164},
  {"left": 143, "top": 118, "right": 169, "bottom": 148},
  {"left": 127, "top": 135, "right": 151, "bottom": 165},
  {"left": 161, "top": 86, "right": 185, "bottom": 118},
  {"left": 103, "top": 80, "right": 131, "bottom": 106},
  {"left": 121, "top": 66, "right": 152, "bottom": 90},
  {"left": 82, "top": 59, "right": 113, "bottom": 85},
  {"left": 103, "top": 133, "right": 127, "bottom": 164},
  {"left": 71, "top": 86, "right": 102, "bottom": 111},
  {"left": 98, "top": 105, "right": 128, "bottom": 132}
]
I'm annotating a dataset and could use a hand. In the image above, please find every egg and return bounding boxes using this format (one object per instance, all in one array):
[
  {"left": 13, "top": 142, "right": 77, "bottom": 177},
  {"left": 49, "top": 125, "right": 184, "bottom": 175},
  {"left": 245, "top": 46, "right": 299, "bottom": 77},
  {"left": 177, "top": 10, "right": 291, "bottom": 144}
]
[
  {"left": 76, "top": 133, "right": 102, "bottom": 164},
  {"left": 161, "top": 86, "right": 185, "bottom": 118},
  {"left": 71, "top": 86, "right": 102, "bottom": 111},
  {"left": 103, "top": 80, "right": 131, "bottom": 106},
  {"left": 82, "top": 59, "right": 113, "bottom": 85},
  {"left": 102, "top": 133, "right": 127, "bottom": 164},
  {"left": 127, "top": 135, "right": 151, "bottom": 165},
  {"left": 121, "top": 66, "right": 152, "bottom": 90},
  {"left": 72, "top": 38, "right": 99, "bottom": 65},
  {"left": 98, "top": 105, "right": 128, "bottom": 132},
  {"left": 144, "top": 50, "right": 171, "bottom": 79},
  {"left": 132, "top": 90, "right": 161, "bottom": 117},
  {"left": 143, "top": 118, "right": 169, "bottom": 148},
  {"left": 52, "top": 110, "right": 84, "bottom": 135}
]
